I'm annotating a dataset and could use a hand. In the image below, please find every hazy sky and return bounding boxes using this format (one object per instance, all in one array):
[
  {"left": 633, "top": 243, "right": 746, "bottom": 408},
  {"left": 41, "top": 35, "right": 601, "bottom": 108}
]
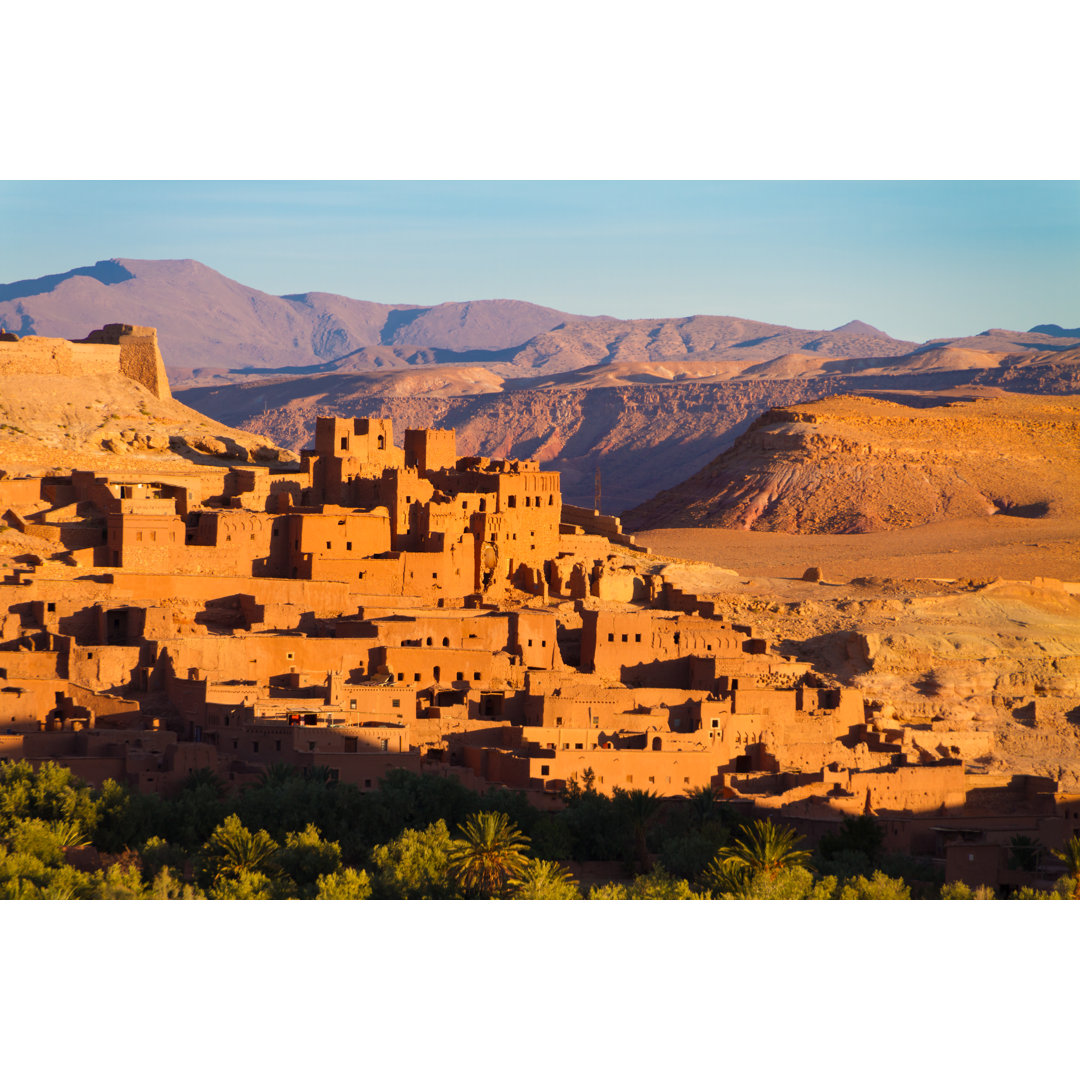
[{"left": 2, "top": 180, "right": 1077, "bottom": 342}]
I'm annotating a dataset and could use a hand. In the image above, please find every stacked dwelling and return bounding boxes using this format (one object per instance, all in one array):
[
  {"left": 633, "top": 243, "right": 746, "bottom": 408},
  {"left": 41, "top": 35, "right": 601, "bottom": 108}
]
[{"left": 2, "top": 398, "right": 1079, "bottom": 884}]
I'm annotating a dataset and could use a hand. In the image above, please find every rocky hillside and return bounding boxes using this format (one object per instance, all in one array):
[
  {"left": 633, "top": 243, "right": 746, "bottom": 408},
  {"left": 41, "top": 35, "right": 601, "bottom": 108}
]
[
  {"left": 0, "top": 336, "right": 295, "bottom": 477},
  {"left": 624, "top": 392, "right": 1080, "bottom": 533}
]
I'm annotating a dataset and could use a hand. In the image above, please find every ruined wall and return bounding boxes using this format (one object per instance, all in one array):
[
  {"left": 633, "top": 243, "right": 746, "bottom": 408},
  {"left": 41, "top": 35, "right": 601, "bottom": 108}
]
[
  {"left": 77, "top": 325, "right": 171, "bottom": 400},
  {"left": 0, "top": 337, "right": 120, "bottom": 378},
  {"left": 0, "top": 327, "right": 172, "bottom": 400}
]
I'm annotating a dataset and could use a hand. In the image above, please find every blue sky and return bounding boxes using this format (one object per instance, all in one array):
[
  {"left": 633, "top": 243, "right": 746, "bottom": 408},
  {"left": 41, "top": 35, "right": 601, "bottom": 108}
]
[{"left": 1, "top": 180, "right": 1077, "bottom": 342}]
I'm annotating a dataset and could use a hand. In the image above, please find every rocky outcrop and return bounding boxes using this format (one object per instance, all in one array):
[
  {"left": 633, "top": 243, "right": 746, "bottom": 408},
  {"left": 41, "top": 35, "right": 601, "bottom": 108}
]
[{"left": 625, "top": 393, "right": 1080, "bottom": 533}]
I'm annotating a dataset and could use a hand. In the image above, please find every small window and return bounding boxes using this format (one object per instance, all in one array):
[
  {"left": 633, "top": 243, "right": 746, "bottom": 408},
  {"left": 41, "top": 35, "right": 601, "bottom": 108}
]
[
  {"left": 397, "top": 673, "right": 404, "bottom": 682},
  {"left": 507, "top": 495, "right": 517, "bottom": 508},
  {"left": 346, "top": 541, "right": 352, "bottom": 551},
  {"left": 414, "top": 673, "right": 421, "bottom": 682},
  {"left": 473, "top": 671, "right": 481, "bottom": 680},
  {"left": 528, "top": 639, "right": 533, "bottom": 647},
  {"left": 540, "top": 765, "right": 550, "bottom": 776},
  {"left": 275, "top": 740, "right": 281, "bottom": 751},
  {"left": 635, "top": 634, "right": 641, "bottom": 643},
  {"left": 674, "top": 632, "right": 681, "bottom": 645},
  {"left": 308, "top": 742, "right": 315, "bottom": 751},
  {"left": 442, "top": 637, "right": 449, "bottom": 647},
  {"left": 46, "top": 602, "right": 56, "bottom": 613},
  {"left": 575, "top": 743, "right": 583, "bottom": 750},
  {"left": 364, "top": 779, "right": 372, "bottom": 788},
  {"left": 350, "top": 699, "right": 357, "bottom": 709},
  {"left": 252, "top": 741, "right": 259, "bottom": 752},
  {"left": 456, "top": 672, "right": 463, "bottom": 681},
  {"left": 392, "top": 698, "right": 401, "bottom": 708},
  {"left": 621, "top": 634, "right": 628, "bottom": 643},
  {"left": 326, "top": 540, "right": 332, "bottom": 550},
  {"left": 608, "top": 633, "right": 614, "bottom": 642},
  {"left": 340, "top": 436, "right": 348, "bottom": 450}
]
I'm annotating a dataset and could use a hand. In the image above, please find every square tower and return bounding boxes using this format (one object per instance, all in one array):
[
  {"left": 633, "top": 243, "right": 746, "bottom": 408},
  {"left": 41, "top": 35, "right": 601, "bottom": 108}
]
[{"left": 404, "top": 428, "right": 457, "bottom": 474}]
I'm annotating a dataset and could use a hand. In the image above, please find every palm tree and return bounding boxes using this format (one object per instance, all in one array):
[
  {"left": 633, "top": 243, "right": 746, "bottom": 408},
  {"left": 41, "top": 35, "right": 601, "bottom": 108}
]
[
  {"left": 183, "top": 767, "right": 226, "bottom": 798},
  {"left": 258, "top": 762, "right": 300, "bottom": 788},
  {"left": 202, "top": 814, "right": 279, "bottom": 885},
  {"left": 1008, "top": 834, "right": 1042, "bottom": 873},
  {"left": 708, "top": 818, "right": 811, "bottom": 881},
  {"left": 511, "top": 859, "right": 581, "bottom": 900},
  {"left": 1050, "top": 835, "right": 1080, "bottom": 899},
  {"left": 615, "top": 788, "right": 663, "bottom": 873},
  {"left": 684, "top": 784, "right": 720, "bottom": 827},
  {"left": 50, "top": 818, "right": 89, "bottom": 849},
  {"left": 448, "top": 811, "right": 530, "bottom": 898}
]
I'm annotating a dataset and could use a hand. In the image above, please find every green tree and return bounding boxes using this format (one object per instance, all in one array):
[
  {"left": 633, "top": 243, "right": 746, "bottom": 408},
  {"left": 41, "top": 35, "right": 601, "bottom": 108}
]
[
  {"left": 624, "top": 866, "right": 695, "bottom": 899},
  {"left": 940, "top": 881, "right": 996, "bottom": 899},
  {"left": 836, "top": 870, "right": 911, "bottom": 900},
  {"left": 370, "top": 820, "right": 457, "bottom": 899},
  {"left": 210, "top": 868, "right": 277, "bottom": 900},
  {"left": 93, "top": 857, "right": 147, "bottom": 899},
  {"left": 146, "top": 867, "right": 204, "bottom": 900},
  {"left": 512, "top": 859, "right": 581, "bottom": 899},
  {"left": 273, "top": 824, "right": 342, "bottom": 898},
  {"left": 588, "top": 867, "right": 696, "bottom": 899},
  {"left": 448, "top": 811, "right": 530, "bottom": 899},
  {"left": 316, "top": 867, "right": 373, "bottom": 899}
]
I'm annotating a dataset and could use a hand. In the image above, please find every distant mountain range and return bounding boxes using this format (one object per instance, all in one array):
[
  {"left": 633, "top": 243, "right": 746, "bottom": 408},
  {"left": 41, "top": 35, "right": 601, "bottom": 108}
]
[{"left": 4, "top": 257, "right": 1076, "bottom": 385}]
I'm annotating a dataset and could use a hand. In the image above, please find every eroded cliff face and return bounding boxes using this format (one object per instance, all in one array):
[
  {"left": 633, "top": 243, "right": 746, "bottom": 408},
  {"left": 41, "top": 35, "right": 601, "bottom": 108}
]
[{"left": 625, "top": 393, "right": 1080, "bottom": 533}]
